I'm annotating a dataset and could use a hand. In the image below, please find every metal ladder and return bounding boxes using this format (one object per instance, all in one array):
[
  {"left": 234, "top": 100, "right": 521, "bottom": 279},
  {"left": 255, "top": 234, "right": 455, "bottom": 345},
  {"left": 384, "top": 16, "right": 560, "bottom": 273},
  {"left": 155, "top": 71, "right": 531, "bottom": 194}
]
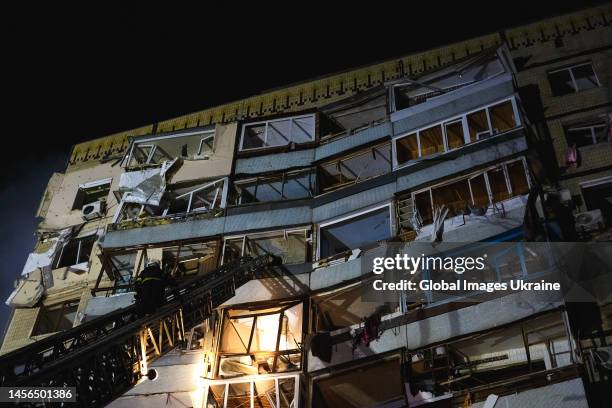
[{"left": 0, "top": 255, "right": 273, "bottom": 407}]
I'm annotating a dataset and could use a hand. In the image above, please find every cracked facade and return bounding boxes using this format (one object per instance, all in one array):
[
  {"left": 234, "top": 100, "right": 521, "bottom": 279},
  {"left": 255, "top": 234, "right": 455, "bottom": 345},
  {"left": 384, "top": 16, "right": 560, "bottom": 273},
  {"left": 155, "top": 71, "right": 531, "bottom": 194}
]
[{"left": 2, "top": 4, "right": 612, "bottom": 408}]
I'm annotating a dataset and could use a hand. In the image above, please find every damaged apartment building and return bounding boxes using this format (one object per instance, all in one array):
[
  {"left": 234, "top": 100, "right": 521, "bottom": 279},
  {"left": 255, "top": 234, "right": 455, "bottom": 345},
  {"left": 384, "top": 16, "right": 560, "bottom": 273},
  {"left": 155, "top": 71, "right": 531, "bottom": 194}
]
[{"left": 1, "top": 4, "right": 612, "bottom": 408}]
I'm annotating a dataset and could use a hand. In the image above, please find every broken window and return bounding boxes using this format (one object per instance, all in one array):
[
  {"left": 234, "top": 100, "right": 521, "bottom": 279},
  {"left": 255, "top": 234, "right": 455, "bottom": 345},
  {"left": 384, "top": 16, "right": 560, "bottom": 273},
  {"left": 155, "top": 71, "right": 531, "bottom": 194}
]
[
  {"left": 565, "top": 120, "right": 609, "bottom": 148},
  {"left": 313, "top": 282, "right": 398, "bottom": 331},
  {"left": 411, "top": 158, "right": 529, "bottom": 225},
  {"left": 405, "top": 311, "right": 572, "bottom": 402},
  {"left": 32, "top": 300, "right": 79, "bottom": 336},
  {"left": 489, "top": 100, "right": 516, "bottom": 134},
  {"left": 467, "top": 109, "right": 491, "bottom": 142},
  {"left": 206, "top": 375, "right": 299, "bottom": 408},
  {"left": 432, "top": 178, "right": 472, "bottom": 217},
  {"left": 233, "top": 169, "right": 315, "bottom": 204},
  {"left": 126, "top": 130, "right": 215, "bottom": 168},
  {"left": 240, "top": 114, "right": 316, "bottom": 151},
  {"left": 394, "top": 98, "right": 519, "bottom": 167},
  {"left": 72, "top": 178, "right": 111, "bottom": 210},
  {"left": 312, "top": 356, "right": 404, "bottom": 408},
  {"left": 218, "top": 303, "right": 303, "bottom": 376},
  {"left": 223, "top": 229, "right": 311, "bottom": 265},
  {"left": 162, "top": 241, "right": 219, "bottom": 279},
  {"left": 548, "top": 62, "right": 599, "bottom": 96},
  {"left": 54, "top": 234, "right": 96, "bottom": 268},
  {"left": 392, "top": 51, "right": 505, "bottom": 111},
  {"left": 319, "top": 88, "right": 388, "bottom": 136},
  {"left": 487, "top": 166, "right": 510, "bottom": 203},
  {"left": 414, "top": 190, "right": 434, "bottom": 225},
  {"left": 165, "top": 178, "right": 228, "bottom": 215},
  {"left": 419, "top": 125, "right": 445, "bottom": 157},
  {"left": 395, "top": 133, "right": 419, "bottom": 165},
  {"left": 318, "top": 143, "right": 391, "bottom": 192},
  {"left": 506, "top": 160, "right": 530, "bottom": 196},
  {"left": 319, "top": 205, "right": 392, "bottom": 259},
  {"left": 469, "top": 173, "right": 490, "bottom": 207}
]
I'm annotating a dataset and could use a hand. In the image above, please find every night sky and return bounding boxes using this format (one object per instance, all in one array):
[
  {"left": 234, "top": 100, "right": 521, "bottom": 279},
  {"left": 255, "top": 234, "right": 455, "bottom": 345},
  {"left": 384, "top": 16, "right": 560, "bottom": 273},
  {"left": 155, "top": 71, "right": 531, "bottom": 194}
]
[{"left": 2, "top": 1, "right": 607, "bottom": 336}]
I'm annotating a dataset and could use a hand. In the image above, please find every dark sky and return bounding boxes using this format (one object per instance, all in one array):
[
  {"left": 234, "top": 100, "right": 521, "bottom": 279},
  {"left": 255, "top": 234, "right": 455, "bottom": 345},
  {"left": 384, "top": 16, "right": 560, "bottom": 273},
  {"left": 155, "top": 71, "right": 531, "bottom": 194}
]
[{"left": 2, "top": 1, "right": 608, "bottom": 335}]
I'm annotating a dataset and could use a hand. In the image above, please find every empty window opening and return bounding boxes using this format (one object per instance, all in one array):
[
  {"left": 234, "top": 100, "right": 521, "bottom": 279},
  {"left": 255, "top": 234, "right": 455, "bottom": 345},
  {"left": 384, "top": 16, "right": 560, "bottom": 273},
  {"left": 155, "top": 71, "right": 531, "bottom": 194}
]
[
  {"left": 162, "top": 241, "right": 220, "bottom": 279},
  {"left": 318, "top": 143, "right": 391, "bottom": 192},
  {"left": 217, "top": 303, "right": 303, "bottom": 377},
  {"left": 410, "top": 158, "right": 530, "bottom": 227},
  {"left": 72, "top": 179, "right": 111, "bottom": 210},
  {"left": 233, "top": 169, "right": 315, "bottom": 204},
  {"left": 126, "top": 130, "right": 215, "bottom": 168},
  {"left": 164, "top": 178, "right": 228, "bottom": 215},
  {"left": 32, "top": 300, "right": 80, "bottom": 336},
  {"left": 223, "top": 229, "right": 311, "bottom": 266},
  {"left": 319, "top": 205, "right": 392, "bottom": 259},
  {"left": 392, "top": 52, "right": 505, "bottom": 111},
  {"left": 405, "top": 312, "right": 572, "bottom": 403},
  {"left": 548, "top": 62, "right": 599, "bottom": 96},
  {"left": 240, "top": 114, "right": 316, "bottom": 151},
  {"left": 54, "top": 235, "right": 96, "bottom": 269},
  {"left": 206, "top": 375, "right": 299, "bottom": 408},
  {"left": 312, "top": 356, "right": 404, "bottom": 408}
]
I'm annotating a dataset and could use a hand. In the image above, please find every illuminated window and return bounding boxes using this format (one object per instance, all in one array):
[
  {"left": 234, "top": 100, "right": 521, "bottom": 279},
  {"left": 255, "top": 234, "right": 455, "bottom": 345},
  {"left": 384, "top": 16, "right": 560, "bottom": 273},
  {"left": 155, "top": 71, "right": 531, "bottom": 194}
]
[{"left": 218, "top": 303, "right": 303, "bottom": 376}]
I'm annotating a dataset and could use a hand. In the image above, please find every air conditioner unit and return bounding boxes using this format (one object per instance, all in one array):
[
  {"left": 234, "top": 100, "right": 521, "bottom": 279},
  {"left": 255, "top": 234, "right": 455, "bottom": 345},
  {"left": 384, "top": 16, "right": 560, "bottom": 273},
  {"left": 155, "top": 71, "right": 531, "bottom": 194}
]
[
  {"left": 82, "top": 200, "right": 106, "bottom": 221},
  {"left": 575, "top": 209, "right": 604, "bottom": 232}
]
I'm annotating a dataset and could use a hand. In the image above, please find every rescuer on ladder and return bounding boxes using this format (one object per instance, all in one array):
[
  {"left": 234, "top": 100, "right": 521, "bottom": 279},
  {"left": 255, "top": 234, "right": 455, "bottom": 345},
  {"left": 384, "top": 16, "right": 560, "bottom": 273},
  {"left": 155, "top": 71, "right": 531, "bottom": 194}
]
[{"left": 134, "top": 259, "right": 176, "bottom": 316}]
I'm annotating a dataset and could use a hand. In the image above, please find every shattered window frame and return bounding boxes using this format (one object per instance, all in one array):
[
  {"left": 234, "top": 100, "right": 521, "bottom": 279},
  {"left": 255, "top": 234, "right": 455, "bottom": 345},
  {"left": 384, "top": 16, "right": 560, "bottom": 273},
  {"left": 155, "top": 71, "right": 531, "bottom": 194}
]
[
  {"left": 72, "top": 178, "right": 112, "bottom": 210},
  {"left": 125, "top": 129, "right": 216, "bottom": 168},
  {"left": 221, "top": 228, "right": 311, "bottom": 266},
  {"left": 204, "top": 374, "right": 300, "bottom": 408},
  {"left": 393, "top": 97, "right": 521, "bottom": 168},
  {"left": 54, "top": 234, "right": 97, "bottom": 269},
  {"left": 410, "top": 157, "right": 530, "bottom": 226},
  {"left": 390, "top": 51, "right": 507, "bottom": 112},
  {"left": 233, "top": 169, "right": 316, "bottom": 205},
  {"left": 216, "top": 302, "right": 304, "bottom": 377},
  {"left": 548, "top": 62, "right": 600, "bottom": 96},
  {"left": 165, "top": 177, "right": 229, "bottom": 215},
  {"left": 31, "top": 299, "right": 80, "bottom": 336},
  {"left": 317, "top": 142, "right": 392, "bottom": 193},
  {"left": 317, "top": 203, "right": 394, "bottom": 260},
  {"left": 239, "top": 113, "right": 316, "bottom": 152}
]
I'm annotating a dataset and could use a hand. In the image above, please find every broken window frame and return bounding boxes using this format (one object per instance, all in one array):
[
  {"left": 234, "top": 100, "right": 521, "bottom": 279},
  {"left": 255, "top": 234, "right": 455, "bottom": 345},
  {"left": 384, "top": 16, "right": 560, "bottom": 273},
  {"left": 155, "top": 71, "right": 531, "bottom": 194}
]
[
  {"left": 232, "top": 169, "right": 316, "bottom": 205},
  {"left": 317, "top": 142, "right": 392, "bottom": 193},
  {"left": 409, "top": 157, "right": 530, "bottom": 226},
  {"left": 393, "top": 97, "right": 521, "bottom": 168},
  {"left": 239, "top": 113, "right": 316, "bottom": 152},
  {"left": 203, "top": 373, "right": 300, "bottom": 408},
  {"left": 548, "top": 62, "right": 600, "bottom": 96},
  {"left": 164, "top": 177, "right": 229, "bottom": 215},
  {"left": 216, "top": 302, "right": 304, "bottom": 377},
  {"left": 317, "top": 203, "right": 394, "bottom": 260},
  {"left": 389, "top": 51, "right": 507, "bottom": 112},
  {"left": 125, "top": 129, "right": 216, "bottom": 168},
  {"left": 72, "top": 178, "right": 112, "bottom": 210},
  {"left": 54, "top": 234, "right": 97, "bottom": 269},
  {"left": 31, "top": 299, "right": 80, "bottom": 336},
  {"left": 564, "top": 120, "right": 609, "bottom": 148},
  {"left": 221, "top": 228, "right": 311, "bottom": 266}
]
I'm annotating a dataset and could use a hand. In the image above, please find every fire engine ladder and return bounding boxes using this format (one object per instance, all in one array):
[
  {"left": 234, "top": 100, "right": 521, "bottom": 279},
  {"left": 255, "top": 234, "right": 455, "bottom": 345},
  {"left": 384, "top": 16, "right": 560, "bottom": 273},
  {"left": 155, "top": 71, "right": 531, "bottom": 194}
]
[{"left": 0, "top": 255, "right": 273, "bottom": 407}]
